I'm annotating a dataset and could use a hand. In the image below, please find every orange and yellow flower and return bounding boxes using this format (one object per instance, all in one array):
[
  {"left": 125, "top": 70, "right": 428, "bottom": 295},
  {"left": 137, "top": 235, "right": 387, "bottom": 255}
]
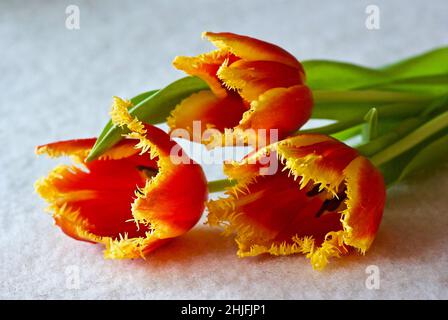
[
  {"left": 35, "top": 97, "right": 208, "bottom": 259},
  {"left": 168, "top": 32, "right": 313, "bottom": 147},
  {"left": 207, "top": 134, "right": 386, "bottom": 270}
]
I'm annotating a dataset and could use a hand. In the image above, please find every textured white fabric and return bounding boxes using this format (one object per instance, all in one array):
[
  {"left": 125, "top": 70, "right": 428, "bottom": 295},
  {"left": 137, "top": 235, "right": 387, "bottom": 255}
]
[{"left": 1, "top": 0, "right": 447, "bottom": 299}]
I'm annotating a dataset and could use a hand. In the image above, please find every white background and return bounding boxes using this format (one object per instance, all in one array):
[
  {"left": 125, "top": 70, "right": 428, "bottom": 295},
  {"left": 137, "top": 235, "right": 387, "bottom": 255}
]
[{"left": 1, "top": 0, "right": 447, "bottom": 299}]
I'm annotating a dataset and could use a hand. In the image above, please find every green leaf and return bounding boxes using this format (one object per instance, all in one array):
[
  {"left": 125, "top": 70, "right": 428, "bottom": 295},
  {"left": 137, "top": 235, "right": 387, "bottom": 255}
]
[
  {"left": 331, "top": 125, "right": 362, "bottom": 141},
  {"left": 301, "top": 116, "right": 361, "bottom": 135},
  {"left": 362, "top": 108, "right": 378, "bottom": 142},
  {"left": 358, "top": 74, "right": 448, "bottom": 95},
  {"left": 130, "top": 90, "right": 160, "bottom": 105},
  {"left": 378, "top": 150, "right": 415, "bottom": 186},
  {"left": 302, "top": 60, "right": 387, "bottom": 90},
  {"left": 357, "top": 117, "right": 422, "bottom": 157},
  {"left": 303, "top": 47, "right": 448, "bottom": 93},
  {"left": 375, "top": 118, "right": 404, "bottom": 137},
  {"left": 95, "top": 90, "right": 159, "bottom": 144},
  {"left": 86, "top": 76, "right": 209, "bottom": 161},
  {"left": 312, "top": 102, "right": 375, "bottom": 120},
  {"left": 312, "top": 90, "right": 431, "bottom": 104},
  {"left": 381, "top": 46, "right": 448, "bottom": 78},
  {"left": 421, "top": 93, "right": 448, "bottom": 117},
  {"left": 207, "top": 179, "right": 236, "bottom": 193},
  {"left": 371, "top": 110, "right": 448, "bottom": 167},
  {"left": 399, "top": 134, "right": 448, "bottom": 181},
  {"left": 329, "top": 121, "right": 398, "bottom": 143},
  {"left": 378, "top": 128, "right": 448, "bottom": 186},
  {"left": 312, "top": 100, "right": 426, "bottom": 121}
]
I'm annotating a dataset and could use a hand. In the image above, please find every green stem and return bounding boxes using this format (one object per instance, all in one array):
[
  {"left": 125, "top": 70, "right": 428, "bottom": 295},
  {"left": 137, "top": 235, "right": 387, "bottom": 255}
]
[
  {"left": 313, "top": 90, "right": 433, "bottom": 104},
  {"left": 207, "top": 179, "right": 236, "bottom": 193},
  {"left": 370, "top": 110, "right": 448, "bottom": 166},
  {"left": 332, "top": 125, "right": 362, "bottom": 141},
  {"left": 355, "top": 74, "right": 448, "bottom": 90},
  {"left": 300, "top": 117, "right": 360, "bottom": 135},
  {"left": 86, "top": 76, "right": 208, "bottom": 162},
  {"left": 304, "top": 101, "right": 428, "bottom": 136},
  {"left": 359, "top": 95, "right": 448, "bottom": 157},
  {"left": 357, "top": 117, "right": 423, "bottom": 157},
  {"left": 363, "top": 108, "right": 378, "bottom": 142}
]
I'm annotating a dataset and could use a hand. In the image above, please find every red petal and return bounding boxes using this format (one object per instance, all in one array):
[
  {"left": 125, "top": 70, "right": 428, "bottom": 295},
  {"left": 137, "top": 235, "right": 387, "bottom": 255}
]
[
  {"left": 217, "top": 60, "right": 305, "bottom": 102},
  {"left": 171, "top": 32, "right": 312, "bottom": 148},
  {"left": 167, "top": 90, "right": 248, "bottom": 142},
  {"left": 36, "top": 139, "right": 156, "bottom": 240},
  {"left": 237, "top": 85, "right": 313, "bottom": 144},
  {"left": 204, "top": 32, "right": 304, "bottom": 71},
  {"left": 342, "top": 156, "right": 386, "bottom": 252},
  {"left": 208, "top": 133, "right": 385, "bottom": 270},
  {"left": 35, "top": 125, "right": 208, "bottom": 258},
  {"left": 173, "top": 50, "right": 238, "bottom": 98}
]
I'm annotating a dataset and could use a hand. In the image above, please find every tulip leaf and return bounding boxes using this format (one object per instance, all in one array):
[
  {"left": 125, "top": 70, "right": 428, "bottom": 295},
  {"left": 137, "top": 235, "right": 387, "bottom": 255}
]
[
  {"left": 362, "top": 108, "right": 378, "bottom": 142},
  {"left": 302, "top": 116, "right": 363, "bottom": 135},
  {"left": 371, "top": 109, "right": 448, "bottom": 166},
  {"left": 303, "top": 47, "right": 448, "bottom": 93},
  {"left": 358, "top": 74, "right": 448, "bottom": 95},
  {"left": 331, "top": 125, "right": 362, "bottom": 141},
  {"left": 358, "top": 117, "right": 422, "bottom": 157},
  {"left": 302, "top": 60, "right": 387, "bottom": 90},
  {"left": 131, "top": 90, "right": 160, "bottom": 105},
  {"left": 312, "top": 99, "right": 427, "bottom": 121},
  {"left": 86, "top": 76, "right": 209, "bottom": 161},
  {"left": 312, "top": 102, "right": 375, "bottom": 120},
  {"left": 398, "top": 134, "right": 448, "bottom": 181},
  {"left": 381, "top": 46, "right": 448, "bottom": 78},
  {"left": 95, "top": 89, "right": 159, "bottom": 144},
  {"left": 379, "top": 128, "right": 448, "bottom": 186},
  {"left": 421, "top": 93, "right": 448, "bottom": 117},
  {"left": 207, "top": 179, "right": 237, "bottom": 193}
]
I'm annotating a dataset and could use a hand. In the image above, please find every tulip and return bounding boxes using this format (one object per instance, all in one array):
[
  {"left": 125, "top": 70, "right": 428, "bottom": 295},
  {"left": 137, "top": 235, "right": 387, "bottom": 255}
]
[
  {"left": 207, "top": 134, "right": 386, "bottom": 270},
  {"left": 35, "top": 97, "right": 208, "bottom": 258},
  {"left": 168, "top": 32, "right": 313, "bottom": 147}
]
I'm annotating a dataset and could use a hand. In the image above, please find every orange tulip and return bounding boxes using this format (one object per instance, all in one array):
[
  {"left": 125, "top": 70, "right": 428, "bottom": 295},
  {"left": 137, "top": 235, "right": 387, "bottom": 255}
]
[
  {"left": 35, "top": 97, "right": 208, "bottom": 258},
  {"left": 168, "top": 32, "right": 313, "bottom": 147},
  {"left": 207, "top": 134, "right": 385, "bottom": 270}
]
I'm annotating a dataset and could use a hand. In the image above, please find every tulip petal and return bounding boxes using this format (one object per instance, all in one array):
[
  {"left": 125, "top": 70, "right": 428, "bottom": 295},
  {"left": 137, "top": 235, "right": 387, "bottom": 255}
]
[
  {"left": 217, "top": 60, "right": 305, "bottom": 102},
  {"left": 209, "top": 86, "right": 313, "bottom": 148},
  {"left": 110, "top": 97, "right": 208, "bottom": 239},
  {"left": 171, "top": 32, "right": 313, "bottom": 148},
  {"left": 35, "top": 139, "right": 159, "bottom": 254},
  {"left": 167, "top": 90, "right": 248, "bottom": 144},
  {"left": 207, "top": 134, "right": 385, "bottom": 270},
  {"left": 277, "top": 134, "right": 358, "bottom": 195},
  {"left": 173, "top": 50, "right": 238, "bottom": 98},
  {"left": 203, "top": 32, "right": 304, "bottom": 71},
  {"left": 36, "top": 99, "right": 208, "bottom": 259},
  {"left": 236, "top": 85, "right": 313, "bottom": 145},
  {"left": 341, "top": 156, "right": 386, "bottom": 252}
]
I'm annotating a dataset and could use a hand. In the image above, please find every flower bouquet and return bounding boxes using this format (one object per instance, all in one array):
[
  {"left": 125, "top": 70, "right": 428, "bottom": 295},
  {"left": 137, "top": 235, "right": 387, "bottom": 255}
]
[{"left": 35, "top": 32, "right": 448, "bottom": 270}]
